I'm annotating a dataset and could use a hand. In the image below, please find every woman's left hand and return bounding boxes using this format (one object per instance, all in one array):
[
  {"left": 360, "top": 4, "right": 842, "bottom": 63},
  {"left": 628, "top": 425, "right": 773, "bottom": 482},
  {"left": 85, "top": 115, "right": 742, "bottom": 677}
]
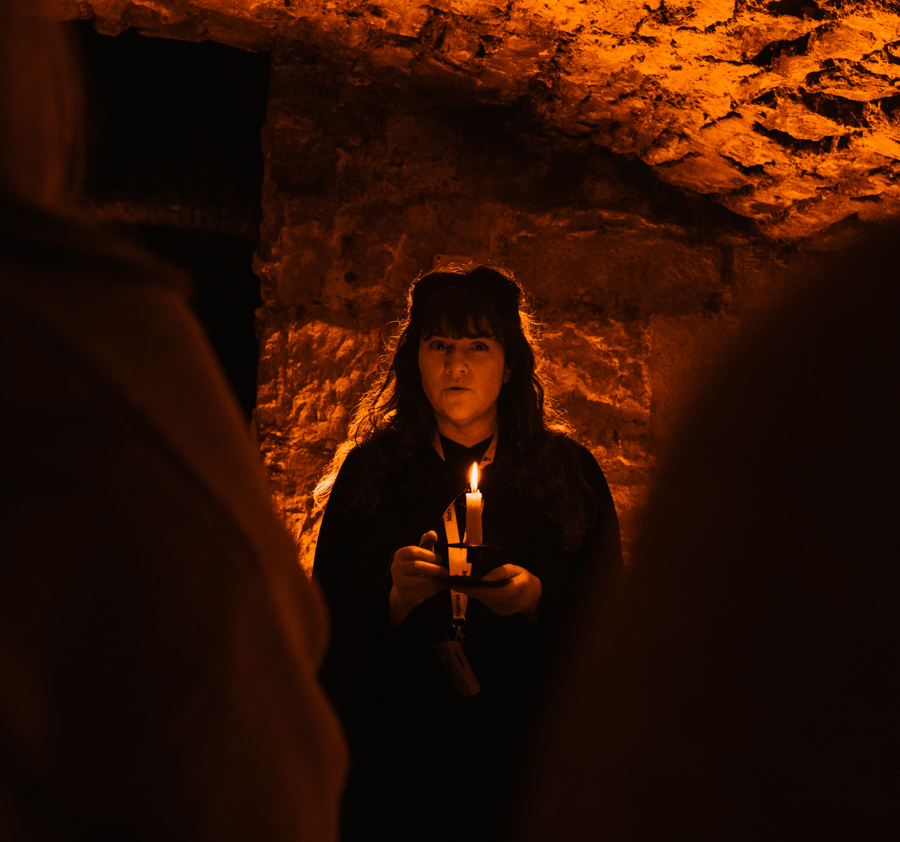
[{"left": 454, "top": 565, "right": 542, "bottom": 624}]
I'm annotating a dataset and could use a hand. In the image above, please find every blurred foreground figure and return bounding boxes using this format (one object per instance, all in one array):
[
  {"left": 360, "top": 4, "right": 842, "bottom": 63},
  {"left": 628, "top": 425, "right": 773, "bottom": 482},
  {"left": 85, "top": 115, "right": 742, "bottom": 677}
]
[
  {"left": 0, "top": 3, "right": 346, "bottom": 839},
  {"left": 516, "top": 223, "right": 898, "bottom": 841}
]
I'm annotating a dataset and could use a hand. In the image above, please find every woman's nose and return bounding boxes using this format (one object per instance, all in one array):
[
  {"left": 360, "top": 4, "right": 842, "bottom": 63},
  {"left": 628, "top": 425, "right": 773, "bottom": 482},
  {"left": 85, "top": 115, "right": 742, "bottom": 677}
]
[{"left": 444, "top": 348, "right": 467, "bottom": 374}]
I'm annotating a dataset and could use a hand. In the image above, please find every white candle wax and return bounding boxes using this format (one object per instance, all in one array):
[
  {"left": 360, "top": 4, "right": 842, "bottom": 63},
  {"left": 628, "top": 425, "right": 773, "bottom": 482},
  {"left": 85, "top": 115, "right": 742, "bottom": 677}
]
[{"left": 466, "top": 462, "right": 483, "bottom": 546}]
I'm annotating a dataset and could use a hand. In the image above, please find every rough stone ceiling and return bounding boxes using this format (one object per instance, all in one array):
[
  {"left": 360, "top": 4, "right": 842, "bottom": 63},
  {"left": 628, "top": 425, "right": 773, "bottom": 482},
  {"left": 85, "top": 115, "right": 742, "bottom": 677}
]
[{"left": 65, "top": 1, "right": 900, "bottom": 241}]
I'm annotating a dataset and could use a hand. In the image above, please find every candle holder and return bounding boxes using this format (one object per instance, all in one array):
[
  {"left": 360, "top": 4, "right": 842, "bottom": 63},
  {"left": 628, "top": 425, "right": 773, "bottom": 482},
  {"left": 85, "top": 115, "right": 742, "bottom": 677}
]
[{"left": 434, "top": 542, "right": 504, "bottom": 588}]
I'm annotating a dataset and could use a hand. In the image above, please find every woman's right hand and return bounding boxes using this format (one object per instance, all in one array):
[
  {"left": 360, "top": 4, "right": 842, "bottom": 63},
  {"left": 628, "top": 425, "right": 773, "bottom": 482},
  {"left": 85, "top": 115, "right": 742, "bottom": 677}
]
[{"left": 389, "top": 530, "right": 447, "bottom": 625}]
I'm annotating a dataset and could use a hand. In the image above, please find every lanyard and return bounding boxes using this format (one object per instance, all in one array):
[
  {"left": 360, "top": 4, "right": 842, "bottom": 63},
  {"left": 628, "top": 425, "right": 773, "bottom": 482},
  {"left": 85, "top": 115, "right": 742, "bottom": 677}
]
[{"left": 431, "top": 433, "right": 497, "bottom": 630}]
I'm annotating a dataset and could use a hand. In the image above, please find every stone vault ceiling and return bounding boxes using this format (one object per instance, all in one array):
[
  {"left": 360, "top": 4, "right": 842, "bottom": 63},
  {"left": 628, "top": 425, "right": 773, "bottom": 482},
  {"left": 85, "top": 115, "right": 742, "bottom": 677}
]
[{"left": 66, "top": 1, "right": 900, "bottom": 241}]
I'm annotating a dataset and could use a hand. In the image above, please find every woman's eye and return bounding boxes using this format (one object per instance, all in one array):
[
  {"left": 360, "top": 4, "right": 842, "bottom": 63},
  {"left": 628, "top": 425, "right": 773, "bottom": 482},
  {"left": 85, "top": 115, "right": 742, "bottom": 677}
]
[
  {"left": 472, "top": 342, "right": 488, "bottom": 351},
  {"left": 430, "top": 341, "right": 445, "bottom": 351}
]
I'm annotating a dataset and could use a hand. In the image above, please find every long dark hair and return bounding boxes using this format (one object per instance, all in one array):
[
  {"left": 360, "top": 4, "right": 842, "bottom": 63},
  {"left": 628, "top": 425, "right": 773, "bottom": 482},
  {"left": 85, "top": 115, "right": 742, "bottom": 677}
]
[{"left": 316, "top": 261, "right": 597, "bottom": 548}]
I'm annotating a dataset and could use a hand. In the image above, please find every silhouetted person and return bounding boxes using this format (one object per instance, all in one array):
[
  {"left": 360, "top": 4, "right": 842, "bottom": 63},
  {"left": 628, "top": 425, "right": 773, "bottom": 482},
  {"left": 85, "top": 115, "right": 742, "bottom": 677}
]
[
  {"left": 313, "top": 263, "right": 622, "bottom": 842},
  {"left": 0, "top": 3, "right": 346, "bottom": 839},
  {"left": 515, "top": 223, "right": 899, "bottom": 841}
]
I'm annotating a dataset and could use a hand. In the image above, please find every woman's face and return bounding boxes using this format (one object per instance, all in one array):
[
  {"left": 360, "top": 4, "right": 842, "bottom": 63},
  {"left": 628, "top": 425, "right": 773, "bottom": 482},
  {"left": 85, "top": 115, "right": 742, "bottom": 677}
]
[{"left": 418, "top": 332, "right": 510, "bottom": 443}]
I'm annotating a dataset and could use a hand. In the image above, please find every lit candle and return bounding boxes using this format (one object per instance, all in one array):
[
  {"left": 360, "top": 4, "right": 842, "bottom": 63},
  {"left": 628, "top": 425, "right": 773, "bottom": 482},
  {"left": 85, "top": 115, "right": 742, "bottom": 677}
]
[{"left": 466, "top": 462, "right": 483, "bottom": 546}]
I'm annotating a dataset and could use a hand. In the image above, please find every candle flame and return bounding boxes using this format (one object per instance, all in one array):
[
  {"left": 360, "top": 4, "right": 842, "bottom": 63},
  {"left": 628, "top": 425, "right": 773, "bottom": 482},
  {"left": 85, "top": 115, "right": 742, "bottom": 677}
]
[{"left": 469, "top": 462, "right": 479, "bottom": 493}]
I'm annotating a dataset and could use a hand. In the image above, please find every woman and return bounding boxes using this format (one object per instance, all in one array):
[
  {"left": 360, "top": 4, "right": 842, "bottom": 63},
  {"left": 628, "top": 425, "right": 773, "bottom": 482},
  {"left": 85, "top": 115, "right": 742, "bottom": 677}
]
[{"left": 314, "top": 262, "right": 621, "bottom": 841}]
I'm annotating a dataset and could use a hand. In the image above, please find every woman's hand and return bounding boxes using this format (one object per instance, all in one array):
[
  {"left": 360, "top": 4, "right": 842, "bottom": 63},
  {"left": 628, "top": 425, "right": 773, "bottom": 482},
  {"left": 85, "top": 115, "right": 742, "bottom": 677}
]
[
  {"left": 389, "top": 530, "right": 448, "bottom": 625},
  {"left": 455, "top": 565, "right": 542, "bottom": 624}
]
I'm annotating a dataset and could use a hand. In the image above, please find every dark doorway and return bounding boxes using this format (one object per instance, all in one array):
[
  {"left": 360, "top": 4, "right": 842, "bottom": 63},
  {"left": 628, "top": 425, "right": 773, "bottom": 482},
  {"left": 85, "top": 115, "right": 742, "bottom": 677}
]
[{"left": 76, "top": 23, "right": 269, "bottom": 420}]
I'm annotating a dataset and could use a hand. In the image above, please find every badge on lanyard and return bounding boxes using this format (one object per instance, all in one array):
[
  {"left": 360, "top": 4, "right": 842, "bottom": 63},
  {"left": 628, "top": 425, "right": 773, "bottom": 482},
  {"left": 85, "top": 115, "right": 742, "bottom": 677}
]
[{"left": 434, "top": 636, "right": 482, "bottom": 697}]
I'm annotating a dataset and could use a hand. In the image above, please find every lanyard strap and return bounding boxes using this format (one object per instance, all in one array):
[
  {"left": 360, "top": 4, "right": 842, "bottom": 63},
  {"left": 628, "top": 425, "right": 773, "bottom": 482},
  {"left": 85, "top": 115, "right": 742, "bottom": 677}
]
[{"left": 432, "top": 433, "right": 497, "bottom": 628}]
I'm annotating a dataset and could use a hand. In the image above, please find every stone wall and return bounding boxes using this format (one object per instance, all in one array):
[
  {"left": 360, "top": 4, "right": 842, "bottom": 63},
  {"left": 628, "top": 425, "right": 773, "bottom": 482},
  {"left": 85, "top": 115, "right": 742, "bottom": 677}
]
[
  {"left": 254, "top": 58, "right": 802, "bottom": 571},
  {"left": 66, "top": 1, "right": 900, "bottom": 243}
]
